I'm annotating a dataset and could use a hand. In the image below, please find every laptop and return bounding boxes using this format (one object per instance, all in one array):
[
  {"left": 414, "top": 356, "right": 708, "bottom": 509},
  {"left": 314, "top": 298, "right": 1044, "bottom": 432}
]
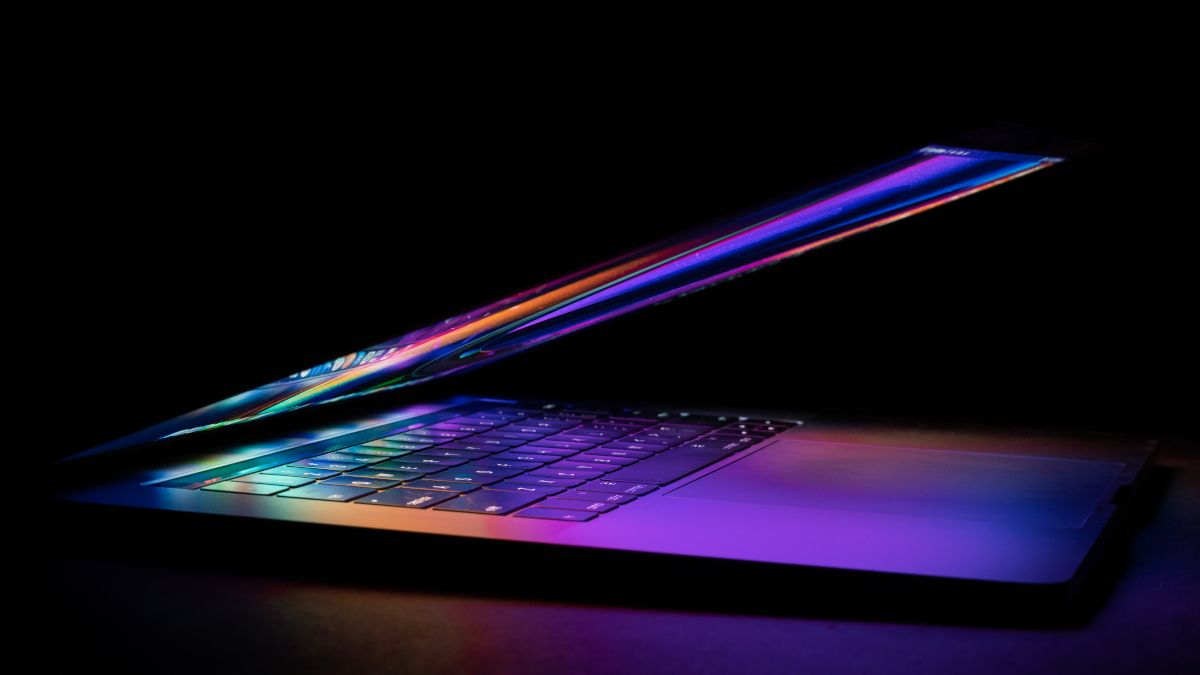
[{"left": 54, "top": 127, "right": 1155, "bottom": 609}]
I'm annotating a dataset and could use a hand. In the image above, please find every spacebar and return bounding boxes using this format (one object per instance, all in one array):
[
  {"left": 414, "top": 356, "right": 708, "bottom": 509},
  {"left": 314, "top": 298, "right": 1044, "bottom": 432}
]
[{"left": 602, "top": 445, "right": 736, "bottom": 484}]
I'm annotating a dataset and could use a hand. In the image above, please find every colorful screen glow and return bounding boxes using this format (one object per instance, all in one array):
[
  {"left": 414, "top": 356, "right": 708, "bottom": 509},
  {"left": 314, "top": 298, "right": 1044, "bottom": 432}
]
[{"left": 83, "top": 145, "right": 1061, "bottom": 456}]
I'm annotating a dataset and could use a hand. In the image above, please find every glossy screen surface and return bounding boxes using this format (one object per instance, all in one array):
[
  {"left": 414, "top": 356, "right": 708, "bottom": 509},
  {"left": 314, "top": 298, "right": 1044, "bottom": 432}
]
[{"left": 81, "top": 145, "right": 1061, "bottom": 457}]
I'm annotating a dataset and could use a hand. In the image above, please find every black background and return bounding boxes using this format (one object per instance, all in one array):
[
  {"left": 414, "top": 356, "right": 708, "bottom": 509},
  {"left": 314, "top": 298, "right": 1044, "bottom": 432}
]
[
  {"left": 35, "top": 75, "right": 1192, "bottom": 460},
  {"left": 31, "top": 46, "right": 1199, "bottom": 675}
]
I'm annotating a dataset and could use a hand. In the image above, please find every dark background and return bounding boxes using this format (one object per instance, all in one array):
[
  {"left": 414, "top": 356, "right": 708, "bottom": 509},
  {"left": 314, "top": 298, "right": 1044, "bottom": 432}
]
[
  {"left": 41, "top": 86, "right": 1192, "bottom": 459},
  {"left": 33, "top": 57, "right": 1199, "bottom": 675}
]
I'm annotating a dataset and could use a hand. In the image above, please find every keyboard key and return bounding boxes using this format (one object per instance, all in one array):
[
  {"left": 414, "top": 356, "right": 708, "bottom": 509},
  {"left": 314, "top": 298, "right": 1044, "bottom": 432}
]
[
  {"left": 401, "top": 479, "right": 481, "bottom": 493},
  {"left": 538, "top": 498, "right": 618, "bottom": 513},
  {"left": 372, "top": 460, "right": 434, "bottom": 474},
  {"left": 346, "top": 469, "right": 425, "bottom": 482},
  {"left": 478, "top": 431, "right": 544, "bottom": 441},
  {"left": 542, "top": 434, "right": 603, "bottom": 445},
  {"left": 509, "top": 475, "right": 585, "bottom": 488},
  {"left": 437, "top": 442, "right": 503, "bottom": 453},
  {"left": 530, "top": 468, "right": 606, "bottom": 480},
  {"left": 514, "top": 507, "right": 597, "bottom": 522},
  {"left": 491, "top": 407, "right": 545, "bottom": 417},
  {"left": 486, "top": 482, "right": 565, "bottom": 496},
  {"left": 357, "top": 487, "right": 457, "bottom": 508},
  {"left": 429, "top": 422, "right": 492, "bottom": 433},
  {"left": 232, "top": 473, "right": 314, "bottom": 487},
  {"left": 321, "top": 476, "right": 401, "bottom": 489},
  {"left": 471, "top": 412, "right": 523, "bottom": 422},
  {"left": 524, "top": 440, "right": 595, "bottom": 451},
  {"left": 544, "top": 410, "right": 601, "bottom": 418},
  {"left": 651, "top": 423, "right": 711, "bottom": 433},
  {"left": 608, "top": 415, "right": 660, "bottom": 425},
  {"left": 585, "top": 447, "right": 654, "bottom": 459},
  {"left": 563, "top": 428, "right": 624, "bottom": 439},
  {"left": 474, "top": 458, "right": 543, "bottom": 470},
  {"left": 414, "top": 448, "right": 491, "bottom": 460},
  {"left": 433, "top": 490, "right": 544, "bottom": 515},
  {"left": 490, "top": 452, "right": 555, "bottom": 463},
  {"left": 342, "top": 445, "right": 413, "bottom": 457},
  {"left": 518, "top": 419, "right": 578, "bottom": 430},
  {"left": 570, "top": 454, "right": 637, "bottom": 466},
  {"left": 670, "top": 414, "right": 730, "bottom": 425},
  {"left": 508, "top": 445, "right": 579, "bottom": 457},
  {"left": 679, "top": 438, "right": 749, "bottom": 452},
  {"left": 602, "top": 444, "right": 736, "bottom": 484},
  {"left": 468, "top": 437, "right": 526, "bottom": 448},
  {"left": 714, "top": 426, "right": 771, "bottom": 438},
  {"left": 498, "top": 425, "right": 552, "bottom": 436},
  {"left": 622, "top": 435, "right": 685, "bottom": 447},
  {"left": 291, "top": 458, "right": 369, "bottom": 472},
  {"left": 584, "top": 480, "right": 658, "bottom": 495},
  {"left": 629, "top": 430, "right": 694, "bottom": 441},
  {"left": 377, "top": 434, "right": 449, "bottom": 445},
  {"left": 578, "top": 423, "right": 644, "bottom": 433},
  {"left": 547, "top": 460, "right": 618, "bottom": 473},
  {"left": 261, "top": 466, "right": 340, "bottom": 480},
  {"left": 445, "top": 416, "right": 505, "bottom": 427},
  {"left": 406, "top": 428, "right": 474, "bottom": 439},
  {"left": 426, "top": 466, "right": 523, "bottom": 484},
  {"left": 750, "top": 419, "right": 795, "bottom": 426},
  {"left": 312, "top": 451, "right": 380, "bottom": 463},
  {"left": 395, "top": 456, "right": 469, "bottom": 467},
  {"left": 601, "top": 441, "right": 670, "bottom": 453},
  {"left": 363, "top": 440, "right": 432, "bottom": 452},
  {"left": 278, "top": 484, "right": 376, "bottom": 501},
  {"left": 703, "top": 435, "right": 761, "bottom": 446},
  {"left": 555, "top": 490, "right": 637, "bottom": 504},
  {"left": 202, "top": 481, "right": 287, "bottom": 495},
  {"left": 542, "top": 410, "right": 597, "bottom": 420}
]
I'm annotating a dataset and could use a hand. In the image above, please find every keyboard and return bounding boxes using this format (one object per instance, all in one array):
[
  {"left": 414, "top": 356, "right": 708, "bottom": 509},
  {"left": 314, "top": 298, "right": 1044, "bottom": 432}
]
[{"left": 190, "top": 403, "right": 794, "bottom": 522}]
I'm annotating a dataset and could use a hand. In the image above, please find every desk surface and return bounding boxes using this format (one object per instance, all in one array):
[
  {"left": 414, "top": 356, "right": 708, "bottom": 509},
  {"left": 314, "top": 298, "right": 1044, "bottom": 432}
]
[{"left": 48, "top": 439, "right": 1199, "bottom": 674}]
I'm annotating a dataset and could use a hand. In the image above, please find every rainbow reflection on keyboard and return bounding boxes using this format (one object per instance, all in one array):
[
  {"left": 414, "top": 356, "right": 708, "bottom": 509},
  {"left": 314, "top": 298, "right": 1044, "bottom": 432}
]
[{"left": 195, "top": 404, "right": 792, "bottom": 522}]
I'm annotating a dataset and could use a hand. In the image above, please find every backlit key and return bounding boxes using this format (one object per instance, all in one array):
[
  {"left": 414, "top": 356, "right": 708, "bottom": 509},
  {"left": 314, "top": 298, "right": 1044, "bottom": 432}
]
[
  {"left": 509, "top": 475, "right": 585, "bottom": 488},
  {"left": 585, "top": 448, "right": 653, "bottom": 459},
  {"left": 530, "top": 468, "right": 605, "bottom": 480},
  {"left": 474, "top": 458, "right": 542, "bottom": 470},
  {"left": 261, "top": 466, "right": 340, "bottom": 480},
  {"left": 406, "top": 428, "right": 473, "bottom": 439},
  {"left": 433, "top": 490, "right": 543, "bottom": 515},
  {"left": 569, "top": 455, "right": 637, "bottom": 466},
  {"left": 232, "top": 473, "right": 314, "bottom": 487},
  {"left": 538, "top": 498, "right": 618, "bottom": 513},
  {"left": 346, "top": 469, "right": 425, "bottom": 482},
  {"left": 490, "top": 452, "right": 554, "bottom": 464},
  {"left": 525, "top": 440, "right": 595, "bottom": 451},
  {"left": 547, "top": 460, "right": 618, "bottom": 473},
  {"left": 401, "top": 480, "right": 480, "bottom": 493},
  {"left": 425, "top": 466, "right": 522, "bottom": 484},
  {"left": 555, "top": 490, "right": 637, "bottom": 504},
  {"left": 357, "top": 487, "right": 457, "bottom": 508},
  {"left": 278, "top": 484, "right": 376, "bottom": 501},
  {"left": 291, "top": 458, "right": 368, "bottom": 472},
  {"left": 322, "top": 476, "right": 400, "bottom": 489},
  {"left": 486, "top": 482, "right": 565, "bottom": 496},
  {"left": 514, "top": 507, "right": 597, "bottom": 522},
  {"left": 584, "top": 480, "right": 658, "bottom": 495},
  {"left": 202, "top": 481, "right": 287, "bottom": 495},
  {"left": 343, "top": 445, "right": 412, "bottom": 457}
]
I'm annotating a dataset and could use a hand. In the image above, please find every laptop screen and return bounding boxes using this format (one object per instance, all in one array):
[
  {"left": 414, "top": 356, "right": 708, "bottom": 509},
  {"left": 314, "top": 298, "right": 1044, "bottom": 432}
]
[{"left": 77, "top": 144, "right": 1062, "bottom": 457}]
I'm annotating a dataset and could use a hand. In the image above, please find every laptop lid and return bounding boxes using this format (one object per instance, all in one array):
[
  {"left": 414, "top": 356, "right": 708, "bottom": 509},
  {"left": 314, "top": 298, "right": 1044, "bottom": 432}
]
[{"left": 70, "top": 127, "right": 1083, "bottom": 460}]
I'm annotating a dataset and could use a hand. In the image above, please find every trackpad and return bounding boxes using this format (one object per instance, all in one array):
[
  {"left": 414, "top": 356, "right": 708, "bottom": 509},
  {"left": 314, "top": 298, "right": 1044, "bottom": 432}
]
[{"left": 669, "top": 440, "right": 1124, "bottom": 528}]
